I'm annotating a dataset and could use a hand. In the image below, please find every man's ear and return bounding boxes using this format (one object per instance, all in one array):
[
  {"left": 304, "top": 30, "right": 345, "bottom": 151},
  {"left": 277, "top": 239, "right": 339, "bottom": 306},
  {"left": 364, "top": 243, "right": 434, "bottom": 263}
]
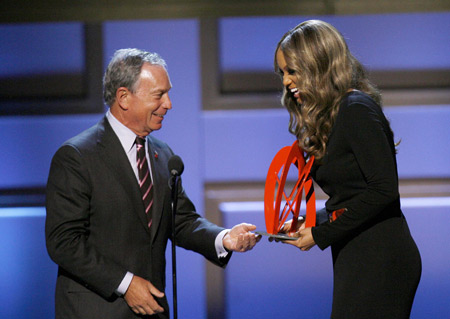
[{"left": 116, "top": 87, "right": 130, "bottom": 110}]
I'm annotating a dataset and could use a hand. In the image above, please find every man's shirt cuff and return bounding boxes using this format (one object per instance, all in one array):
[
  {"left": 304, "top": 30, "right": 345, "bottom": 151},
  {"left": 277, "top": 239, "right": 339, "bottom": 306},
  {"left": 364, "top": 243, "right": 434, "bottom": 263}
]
[
  {"left": 215, "top": 229, "right": 230, "bottom": 258},
  {"left": 116, "top": 272, "right": 134, "bottom": 296}
]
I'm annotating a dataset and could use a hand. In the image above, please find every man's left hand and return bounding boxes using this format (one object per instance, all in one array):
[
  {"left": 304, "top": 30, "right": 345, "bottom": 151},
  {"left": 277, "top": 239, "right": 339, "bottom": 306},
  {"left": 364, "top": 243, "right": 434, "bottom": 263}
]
[{"left": 223, "top": 223, "right": 261, "bottom": 252}]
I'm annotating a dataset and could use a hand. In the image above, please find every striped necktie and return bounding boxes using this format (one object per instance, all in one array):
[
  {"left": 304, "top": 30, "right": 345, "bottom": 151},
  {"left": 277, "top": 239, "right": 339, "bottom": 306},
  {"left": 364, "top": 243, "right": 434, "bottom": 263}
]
[{"left": 136, "top": 136, "right": 153, "bottom": 228}]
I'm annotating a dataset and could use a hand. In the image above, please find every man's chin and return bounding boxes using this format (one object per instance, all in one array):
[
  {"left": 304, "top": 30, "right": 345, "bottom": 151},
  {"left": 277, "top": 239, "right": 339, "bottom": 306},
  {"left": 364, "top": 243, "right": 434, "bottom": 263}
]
[{"left": 149, "top": 124, "right": 163, "bottom": 132}]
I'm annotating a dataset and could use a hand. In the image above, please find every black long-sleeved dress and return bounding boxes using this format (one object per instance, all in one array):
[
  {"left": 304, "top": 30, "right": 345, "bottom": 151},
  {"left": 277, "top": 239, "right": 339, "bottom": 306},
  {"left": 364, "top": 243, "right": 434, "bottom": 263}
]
[{"left": 310, "top": 91, "right": 421, "bottom": 318}]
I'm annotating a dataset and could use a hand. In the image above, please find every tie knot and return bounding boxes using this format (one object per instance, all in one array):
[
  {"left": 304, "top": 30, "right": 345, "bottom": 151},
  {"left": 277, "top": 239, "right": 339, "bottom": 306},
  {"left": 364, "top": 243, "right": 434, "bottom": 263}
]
[{"left": 136, "top": 136, "right": 146, "bottom": 146}]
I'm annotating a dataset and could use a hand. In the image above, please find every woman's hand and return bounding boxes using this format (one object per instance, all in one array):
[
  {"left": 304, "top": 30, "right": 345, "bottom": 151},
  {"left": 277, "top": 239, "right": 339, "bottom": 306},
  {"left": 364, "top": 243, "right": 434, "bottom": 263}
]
[
  {"left": 283, "top": 227, "right": 316, "bottom": 251},
  {"left": 279, "top": 216, "right": 305, "bottom": 235}
]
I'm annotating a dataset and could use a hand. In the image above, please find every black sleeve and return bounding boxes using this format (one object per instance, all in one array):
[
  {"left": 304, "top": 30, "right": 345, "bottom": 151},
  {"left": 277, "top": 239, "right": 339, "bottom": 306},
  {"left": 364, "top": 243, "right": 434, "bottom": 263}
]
[
  {"left": 173, "top": 182, "right": 230, "bottom": 267},
  {"left": 45, "top": 145, "right": 126, "bottom": 298}
]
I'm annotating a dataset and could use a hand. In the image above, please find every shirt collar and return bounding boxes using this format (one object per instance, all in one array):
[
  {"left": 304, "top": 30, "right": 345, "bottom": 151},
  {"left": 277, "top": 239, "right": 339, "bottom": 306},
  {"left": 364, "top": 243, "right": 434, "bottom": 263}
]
[{"left": 106, "top": 109, "right": 140, "bottom": 154}]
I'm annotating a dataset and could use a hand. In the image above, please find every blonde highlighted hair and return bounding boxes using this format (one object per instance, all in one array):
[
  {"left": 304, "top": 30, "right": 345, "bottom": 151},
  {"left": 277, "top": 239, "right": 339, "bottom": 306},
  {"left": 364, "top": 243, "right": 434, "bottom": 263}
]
[{"left": 274, "top": 20, "right": 381, "bottom": 161}]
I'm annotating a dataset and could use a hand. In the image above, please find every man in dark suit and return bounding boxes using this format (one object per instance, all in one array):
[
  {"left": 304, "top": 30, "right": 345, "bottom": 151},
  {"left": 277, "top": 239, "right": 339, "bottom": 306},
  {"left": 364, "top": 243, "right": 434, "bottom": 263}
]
[{"left": 45, "top": 48, "right": 259, "bottom": 318}]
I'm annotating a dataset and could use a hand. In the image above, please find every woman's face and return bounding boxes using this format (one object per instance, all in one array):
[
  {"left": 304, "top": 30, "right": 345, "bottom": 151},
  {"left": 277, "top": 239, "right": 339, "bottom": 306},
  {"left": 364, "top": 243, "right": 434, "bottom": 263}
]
[{"left": 276, "top": 49, "right": 302, "bottom": 104}]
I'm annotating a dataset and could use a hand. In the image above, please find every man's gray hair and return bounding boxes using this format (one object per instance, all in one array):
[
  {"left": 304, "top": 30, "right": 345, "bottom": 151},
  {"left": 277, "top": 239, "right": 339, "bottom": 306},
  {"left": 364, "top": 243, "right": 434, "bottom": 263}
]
[{"left": 103, "top": 48, "right": 167, "bottom": 107}]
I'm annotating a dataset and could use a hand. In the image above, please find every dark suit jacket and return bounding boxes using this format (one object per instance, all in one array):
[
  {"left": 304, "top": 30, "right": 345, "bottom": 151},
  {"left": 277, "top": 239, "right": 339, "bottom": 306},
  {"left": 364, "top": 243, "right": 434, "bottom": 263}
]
[{"left": 45, "top": 116, "right": 229, "bottom": 318}]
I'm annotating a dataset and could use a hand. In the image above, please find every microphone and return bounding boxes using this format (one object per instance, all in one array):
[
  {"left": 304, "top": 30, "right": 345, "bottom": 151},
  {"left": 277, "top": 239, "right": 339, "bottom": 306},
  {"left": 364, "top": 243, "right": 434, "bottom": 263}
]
[
  {"left": 168, "top": 155, "right": 184, "bottom": 177},
  {"left": 168, "top": 154, "right": 184, "bottom": 319}
]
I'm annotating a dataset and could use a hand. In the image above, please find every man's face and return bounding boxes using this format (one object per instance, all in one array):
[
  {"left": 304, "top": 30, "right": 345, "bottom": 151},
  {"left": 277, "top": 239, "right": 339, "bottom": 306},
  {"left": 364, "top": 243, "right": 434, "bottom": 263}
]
[{"left": 124, "top": 63, "right": 172, "bottom": 136}]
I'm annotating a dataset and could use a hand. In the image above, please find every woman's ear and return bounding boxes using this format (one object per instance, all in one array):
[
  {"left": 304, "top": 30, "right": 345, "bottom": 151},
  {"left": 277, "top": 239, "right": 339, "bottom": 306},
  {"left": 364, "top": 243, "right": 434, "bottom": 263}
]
[{"left": 116, "top": 87, "right": 130, "bottom": 110}]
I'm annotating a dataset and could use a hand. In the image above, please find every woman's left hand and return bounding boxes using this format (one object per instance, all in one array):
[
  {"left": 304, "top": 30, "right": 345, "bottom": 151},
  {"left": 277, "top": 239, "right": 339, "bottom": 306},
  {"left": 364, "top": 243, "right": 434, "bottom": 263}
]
[{"left": 283, "top": 227, "right": 316, "bottom": 251}]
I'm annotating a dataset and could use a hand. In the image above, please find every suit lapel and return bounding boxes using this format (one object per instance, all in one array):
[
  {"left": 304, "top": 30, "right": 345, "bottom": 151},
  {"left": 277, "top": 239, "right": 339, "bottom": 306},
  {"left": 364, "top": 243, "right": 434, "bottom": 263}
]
[{"left": 96, "top": 117, "right": 152, "bottom": 235}]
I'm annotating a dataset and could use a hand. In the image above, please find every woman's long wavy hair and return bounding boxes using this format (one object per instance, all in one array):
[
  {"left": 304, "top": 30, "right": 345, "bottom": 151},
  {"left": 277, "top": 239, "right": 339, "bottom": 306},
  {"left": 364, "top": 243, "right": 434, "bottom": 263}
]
[{"left": 274, "top": 20, "right": 381, "bottom": 162}]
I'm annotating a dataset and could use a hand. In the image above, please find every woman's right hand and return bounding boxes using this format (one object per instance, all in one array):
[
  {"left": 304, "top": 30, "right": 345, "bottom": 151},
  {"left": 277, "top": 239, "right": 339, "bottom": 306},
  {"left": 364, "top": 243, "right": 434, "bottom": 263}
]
[{"left": 269, "top": 217, "right": 306, "bottom": 243}]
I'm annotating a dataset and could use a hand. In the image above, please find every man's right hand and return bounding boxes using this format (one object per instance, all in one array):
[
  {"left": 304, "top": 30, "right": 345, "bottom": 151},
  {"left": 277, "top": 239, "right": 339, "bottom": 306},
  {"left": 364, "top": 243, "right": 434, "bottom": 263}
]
[{"left": 124, "top": 275, "right": 165, "bottom": 316}]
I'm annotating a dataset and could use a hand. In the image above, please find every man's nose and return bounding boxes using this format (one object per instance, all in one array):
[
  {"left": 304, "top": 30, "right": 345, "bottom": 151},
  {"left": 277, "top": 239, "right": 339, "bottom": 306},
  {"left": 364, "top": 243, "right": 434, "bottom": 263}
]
[{"left": 163, "top": 95, "right": 172, "bottom": 109}]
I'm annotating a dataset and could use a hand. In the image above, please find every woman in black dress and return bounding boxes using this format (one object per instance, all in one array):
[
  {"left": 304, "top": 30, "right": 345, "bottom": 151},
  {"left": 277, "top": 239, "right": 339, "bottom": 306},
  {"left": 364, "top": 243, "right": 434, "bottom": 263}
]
[{"left": 275, "top": 20, "right": 421, "bottom": 318}]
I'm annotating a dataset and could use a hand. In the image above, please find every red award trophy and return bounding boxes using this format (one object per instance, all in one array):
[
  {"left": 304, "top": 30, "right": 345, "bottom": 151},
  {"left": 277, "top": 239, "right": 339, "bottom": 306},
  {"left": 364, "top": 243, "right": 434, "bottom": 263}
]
[{"left": 260, "top": 141, "right": 316, "bottom": 239}]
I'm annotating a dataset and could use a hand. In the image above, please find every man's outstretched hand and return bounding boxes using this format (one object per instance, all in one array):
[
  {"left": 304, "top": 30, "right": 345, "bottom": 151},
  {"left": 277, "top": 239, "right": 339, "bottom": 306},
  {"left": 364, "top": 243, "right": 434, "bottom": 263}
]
[{"left": 223, "top": 223, "right": 261, "bottom": 252}]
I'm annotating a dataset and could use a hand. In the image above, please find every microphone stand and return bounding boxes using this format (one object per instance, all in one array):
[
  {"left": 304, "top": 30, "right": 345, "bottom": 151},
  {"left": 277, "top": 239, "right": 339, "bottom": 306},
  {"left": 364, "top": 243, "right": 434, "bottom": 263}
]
[{"left": 169, "top": 174, "right": 180, "bottom": 319}]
